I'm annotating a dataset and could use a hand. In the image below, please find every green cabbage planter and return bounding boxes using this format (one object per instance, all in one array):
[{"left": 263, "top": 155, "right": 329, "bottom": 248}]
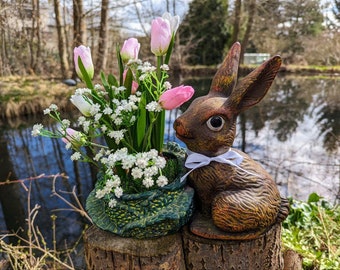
[{"left": 86, "top": 143, "right": 194, "bottom": 239}]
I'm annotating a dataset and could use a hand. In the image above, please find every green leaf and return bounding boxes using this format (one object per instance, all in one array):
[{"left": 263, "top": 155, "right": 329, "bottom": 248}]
[
  {"left": 164, "top": 34, "right": 175, "bottom": 65},
  {"left": 123, "top": 68, "right": 133, "bottom": 97},
  {"left": 136, "top": 96, "right": 146, "bottom": 150},
  {"left": 116, "top": 45, "right": 124, "bottom": 85},
  {"left": 108, "top": 74, "right": 118, "bottom": 87},
  {"left": 78, "top": 56, "right": 94, "bottom": 89},
  {"left": 308, "top": 192, "right": 321, "bottom": 203}
]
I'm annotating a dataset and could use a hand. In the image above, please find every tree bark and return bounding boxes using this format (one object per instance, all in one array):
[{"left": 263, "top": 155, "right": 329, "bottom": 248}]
[
  {"left": 182, "top": 222, "right": 284, "bottom": 270},
  {"left": 95, "top": 0, "right": 108, "bottom": 72},
  {"left": 84, "top": 226, "right": 186, "bottom": 270},
  {"left": 54, "top": 0, "right": 70, "bottom": 79},
  {"left": 84, "top": 222, "right": 298, "bottom": 270},
  {"left": 240, "top": 0, "right": 256, "bottom": 64},
  {"left": 283, "top": 250, "right": 303, "bottom": 270}
]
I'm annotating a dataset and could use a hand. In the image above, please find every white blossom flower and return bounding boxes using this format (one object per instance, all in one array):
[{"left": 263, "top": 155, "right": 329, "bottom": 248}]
[
  {"left": 49, "top": 104, "right": 58, "bottom": 110},
  {"left": 139, "top": 74, "right": 148, "bottom": 81},
  {"left": 135, "top": 157, "right": 149, "bottom": 169},
  {"left": 156, "top": 175, "right": 168, "bottom": 187},
  {"left": 144, "top": 166, "right": 158, "bottom": 177},
  {"left": 154, "top": 156, "right": 166, "bottom": 169},
  {"left": 108, "top": 130, "right": 126, "bottom": 144},
  {"left": 164, "top": 81, "right": 172, "bottom": 90},
  {"left": 160, "top": 64, "right": 169, "bottom": 71},
  {"left": 31, "top": 124, "right": 43, "bottom": 136},
  {"left": 44, "top": 104, "right": 58, "bottom": 114},
  {"left": 131, "top": 167, "right": 143, "bottom": 179},
  {"left": 113, "top": 116, "right": 122, "bottom": 126},
  {"left": 108, "top": 199, "right": 117, "bottom": 208},
  {"left": 94, "top": 113, "right": 102, "bottom": 122},
  {"left": 114, "top": 187, "right": 123, "bottom": 198},
  {"left": 122, "top": 155, "right": 136, "bottom": 169},
  {"left": 95, "top": 189, "right": 104, "bottom": 199},
  {"left": 142, "top": 177, "right": 154, "bottom": 188},
  {"left": 146, "top": 101, "right": 162, "bottom": 112},
  {"left": 62, "top": 119, "right": 71, "bottom": 127},
  {"left": 90, "top": 103, "right": 101, "bottom": 116},
  {"left": 65, "top": 142, "right": 72, "bottom": 150},
  {"left": 94, "top": 84, "right": 102, "bottom": 90},
  {"left": 149, "top": 149, "right": 158, "bottom": 158},
  {"left": 43, "top": 108, "right": 51, "bottom": 115},
  {"left": 103, "top": 107, "right": 113, "bottom": 115},
  {"left": 94, "top": 149, "right": 105, "bottom": 161},
  {"left": 71, "top": 152, "right": 81, "bottom": 161}
]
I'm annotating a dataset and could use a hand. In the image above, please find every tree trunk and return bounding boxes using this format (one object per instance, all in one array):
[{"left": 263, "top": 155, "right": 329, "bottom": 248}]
[
  {"left": 283, "top": 250, "right": 303, "bottom": 270},
  {"left": 240, "top": 0, "right": 256, "bottom": 64},
  {"left": 72, "top": 0, "right": 85, "bottom": 79},
  {"left": 182, "top": 222, "right": 284, "bottom": 270},
  {"left": 84, "top": 222, "right": 297, "bottom": 270},
  {"left": 95, "top": 0, "right": 108, "bottom": 72},
  {"left": 54, "top": 0, "right": 70, "bottom": 79},
  {"left": 84, "top": 226, "right": 186, "bottom": 270}
]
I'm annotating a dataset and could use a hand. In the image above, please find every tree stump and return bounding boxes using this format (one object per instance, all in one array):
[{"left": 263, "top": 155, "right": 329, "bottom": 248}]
[
  {"left": 84, "top": 226, "right": 186, "bottom": 270},
  {"left": 283, "top": 250, "right": 303, "bottom": 270},
  {"left": 182, "top": 222, "right": 284, "bottom": 270}
]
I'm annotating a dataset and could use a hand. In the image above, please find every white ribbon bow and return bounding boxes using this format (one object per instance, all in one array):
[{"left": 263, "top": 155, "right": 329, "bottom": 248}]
[{"left": 180, "top": 148, "right": 258, "bottom": 182}]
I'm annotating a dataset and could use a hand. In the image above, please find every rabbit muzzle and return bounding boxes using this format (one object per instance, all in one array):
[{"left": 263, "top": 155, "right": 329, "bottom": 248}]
[{"left": 173, "top": 118, "right": 194, "bottom": 141}]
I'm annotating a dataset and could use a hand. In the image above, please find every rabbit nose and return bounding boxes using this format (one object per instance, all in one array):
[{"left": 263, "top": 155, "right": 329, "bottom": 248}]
[{"left": 173, "top": 119, "right": 186, "bottom": 136}]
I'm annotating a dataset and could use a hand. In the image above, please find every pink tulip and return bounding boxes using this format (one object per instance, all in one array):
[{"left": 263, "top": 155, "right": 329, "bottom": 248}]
[
  {"left": 159, "top": 85, "right": 195, "bottom": 110},
  {"left": 150, "top": 17, "right": 172, "bottom": 56},
  {"left": 123, "top": 70, "right": 139, "bottom": 94},
  {"left": 120, "top": 38, "right": 140, "bottom": 63},
  {"left": 74, "top": 45, "right": 94, "bottom": 81},
  {"left": 162, "top": 12, "right": 180, "bottom": 35}
]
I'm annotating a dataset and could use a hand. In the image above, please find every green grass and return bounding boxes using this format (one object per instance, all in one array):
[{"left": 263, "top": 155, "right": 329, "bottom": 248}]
[{"left": 282, "top": 193, "right": 340, "bottom": 269}]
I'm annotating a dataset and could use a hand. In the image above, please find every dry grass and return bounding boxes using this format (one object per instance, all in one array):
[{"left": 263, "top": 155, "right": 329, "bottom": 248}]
[
  {"left": 0, "top": 174, "right": 91, "bottom": 270},
  {"left": 0, "top": 76, "right": 76, "bottom": 118}
]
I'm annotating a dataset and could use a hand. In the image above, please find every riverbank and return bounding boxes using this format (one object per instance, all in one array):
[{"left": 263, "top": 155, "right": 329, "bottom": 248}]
[
  {"left": 1, "top": 64, "right": 340, "bottom": 119},
  {"left": 0, "top": 76, "right": 74, "bottom": 119},
  {"left": 180, "top": 64, "right": 340, "bottom": 77}
]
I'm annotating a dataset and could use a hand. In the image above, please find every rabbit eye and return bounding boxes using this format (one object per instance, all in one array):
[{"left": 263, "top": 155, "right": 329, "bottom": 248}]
[{"left": 206, "top": 116, "right": 225, "bottom": 131}]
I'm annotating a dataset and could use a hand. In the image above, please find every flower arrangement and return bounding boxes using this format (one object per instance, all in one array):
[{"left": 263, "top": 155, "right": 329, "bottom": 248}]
[{"left": 32, "top": 12, "right": 194, "bottom": 209}]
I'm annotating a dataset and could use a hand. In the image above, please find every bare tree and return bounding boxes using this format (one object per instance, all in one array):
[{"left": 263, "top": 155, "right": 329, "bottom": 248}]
[
  {"left": 240, "top": 0, "right": 256, "bottom": 63},
  {"left": 95, "top": 0, "right": 109, "bottom": 72},
  {"left": 54, "top": 0, "right": 70, "bottom": 79},
  {"left": 73, "top": 0, "right": 85, "bottom": 46}
]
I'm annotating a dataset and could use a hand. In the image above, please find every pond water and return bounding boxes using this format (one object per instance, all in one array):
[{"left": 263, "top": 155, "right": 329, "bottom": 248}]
[{"left": 0, "top": 75, "right": 339, "bottom": 261}]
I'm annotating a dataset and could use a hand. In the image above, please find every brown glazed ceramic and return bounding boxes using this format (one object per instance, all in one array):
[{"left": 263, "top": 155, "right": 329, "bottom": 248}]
[{"left": 174, "top": 42, "right": 289, "bottom": 240}]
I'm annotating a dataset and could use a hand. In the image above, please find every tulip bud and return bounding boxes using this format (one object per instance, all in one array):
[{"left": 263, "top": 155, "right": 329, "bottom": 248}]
[
  {"left": 70, "top": 94, "right": 92, "bottom": 117},
  {"left": 120, "top": 38, "right": 140, "bottom": 63},
  {"left": 62, "top": 128, "right": 84, "bottom": 147},
  {"left": 159, "top": 85, "right": 194, "bottom": 110},
  {"left": 150, "top": 17, "right": 172, "bottom": 56},
  {"left": 74, "top": 45, "right": 94, "bottom": 81},
  {"left": 123, "top": 70, "right": 139, "bottom": 94},
  {"left": 162, "top": 12, "right": 180, "bottom": 35}
]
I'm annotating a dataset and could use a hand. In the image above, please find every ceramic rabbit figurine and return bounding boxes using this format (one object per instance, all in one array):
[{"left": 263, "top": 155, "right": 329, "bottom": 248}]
[{"left": 174, "top": 42, "right": 289, "bottom": 240}]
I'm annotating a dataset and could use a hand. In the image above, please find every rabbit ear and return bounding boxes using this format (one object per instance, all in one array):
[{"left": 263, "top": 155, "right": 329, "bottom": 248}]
[
  {"left": 227, "top": 55, "right": 282, "bottom": 113},
  {"left": 209, "top": 42, "right": 241, "bottom": 97}
]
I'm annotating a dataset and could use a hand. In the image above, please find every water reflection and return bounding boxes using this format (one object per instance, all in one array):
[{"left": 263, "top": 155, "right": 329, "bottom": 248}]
[
  {"left": 0, "top": 115, "right": 94, "bottom": 251},
  {"left": 0, "top": 75, "right": 339, "bottom": 251}
]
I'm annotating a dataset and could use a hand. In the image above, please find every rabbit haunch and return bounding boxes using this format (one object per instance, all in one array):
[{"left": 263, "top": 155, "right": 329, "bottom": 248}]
[{"left": 174, "top": 42, "right": 289, "bottom": 240}]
